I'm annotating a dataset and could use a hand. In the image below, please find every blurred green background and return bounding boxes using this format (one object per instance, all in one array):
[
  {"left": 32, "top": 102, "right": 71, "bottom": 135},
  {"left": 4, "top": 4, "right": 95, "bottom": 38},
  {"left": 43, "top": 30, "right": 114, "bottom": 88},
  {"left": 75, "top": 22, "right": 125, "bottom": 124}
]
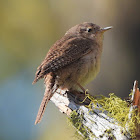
[{"left": 0, "top": 0, "right": 140, "bottom": 140}]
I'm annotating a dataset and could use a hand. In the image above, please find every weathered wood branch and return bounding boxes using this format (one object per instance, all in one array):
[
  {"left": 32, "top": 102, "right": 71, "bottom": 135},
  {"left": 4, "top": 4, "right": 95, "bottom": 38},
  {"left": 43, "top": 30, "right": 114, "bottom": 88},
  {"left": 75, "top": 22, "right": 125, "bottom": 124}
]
[{"left": 50, "top": 82, "right": 139, "bottom": 140}]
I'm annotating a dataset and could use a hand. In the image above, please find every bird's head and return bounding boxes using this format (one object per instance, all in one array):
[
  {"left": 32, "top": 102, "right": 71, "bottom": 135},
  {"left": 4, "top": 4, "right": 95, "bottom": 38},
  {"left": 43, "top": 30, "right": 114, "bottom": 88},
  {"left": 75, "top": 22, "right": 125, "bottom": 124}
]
[{"left": 65, "top": 22, "right": 112, "bottom": 41}]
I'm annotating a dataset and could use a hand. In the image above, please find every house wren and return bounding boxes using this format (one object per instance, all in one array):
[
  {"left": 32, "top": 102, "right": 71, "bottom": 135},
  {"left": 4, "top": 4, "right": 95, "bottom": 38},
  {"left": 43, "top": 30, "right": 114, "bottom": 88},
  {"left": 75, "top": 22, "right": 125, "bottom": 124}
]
[{"left": 33, "top": 22, "right": 112, "bottom": 124}]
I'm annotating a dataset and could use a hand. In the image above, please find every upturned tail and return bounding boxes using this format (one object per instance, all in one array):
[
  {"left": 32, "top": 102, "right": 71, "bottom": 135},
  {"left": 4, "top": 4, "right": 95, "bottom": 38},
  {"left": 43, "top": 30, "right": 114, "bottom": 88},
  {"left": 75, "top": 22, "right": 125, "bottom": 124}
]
[{"left": 35, "top": 72, "right": 56, "bottom": 125}]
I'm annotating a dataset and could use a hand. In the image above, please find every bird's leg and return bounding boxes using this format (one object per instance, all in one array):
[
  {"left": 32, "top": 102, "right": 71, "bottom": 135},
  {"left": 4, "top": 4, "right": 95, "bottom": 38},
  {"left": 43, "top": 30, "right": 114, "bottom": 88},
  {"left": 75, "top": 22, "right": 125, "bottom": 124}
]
[{"left": 76, "top": 82, "right": 88, "bottom": 93}]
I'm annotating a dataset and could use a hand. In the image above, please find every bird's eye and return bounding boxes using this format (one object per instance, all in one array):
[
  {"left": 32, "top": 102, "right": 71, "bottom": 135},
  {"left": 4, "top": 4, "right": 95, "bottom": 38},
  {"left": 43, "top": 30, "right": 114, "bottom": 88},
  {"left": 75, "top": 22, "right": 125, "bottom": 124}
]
[{"left": 87, "top": 28, "right": 92, "bottom": 32}]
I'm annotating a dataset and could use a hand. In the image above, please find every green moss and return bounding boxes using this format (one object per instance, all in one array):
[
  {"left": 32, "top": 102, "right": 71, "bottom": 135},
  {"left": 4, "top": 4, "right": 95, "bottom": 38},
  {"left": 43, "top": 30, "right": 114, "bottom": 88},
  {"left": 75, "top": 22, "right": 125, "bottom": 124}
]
[
  {"left": 100, "top": 129, "right": 116, "bottom": 140},
  {"left": 68, "top": 110, "right": 95, "bottom": 140},
  {"left": 68, "top": 93, "right": 140, "bottom": 139}
]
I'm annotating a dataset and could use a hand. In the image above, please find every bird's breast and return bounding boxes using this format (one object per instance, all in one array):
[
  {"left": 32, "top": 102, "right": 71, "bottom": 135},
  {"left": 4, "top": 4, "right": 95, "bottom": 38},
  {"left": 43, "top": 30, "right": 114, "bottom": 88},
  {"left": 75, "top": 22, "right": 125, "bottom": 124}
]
[{"left": 78, "top": 50, "right": 101, "bottom": 86}]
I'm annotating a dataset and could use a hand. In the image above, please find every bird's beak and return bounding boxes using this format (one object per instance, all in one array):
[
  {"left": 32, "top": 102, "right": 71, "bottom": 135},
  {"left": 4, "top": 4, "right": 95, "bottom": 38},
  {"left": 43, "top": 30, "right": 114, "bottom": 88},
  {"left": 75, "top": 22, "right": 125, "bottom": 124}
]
[{"left": 101, "top": 26, "right": 113, "bottom": 32}]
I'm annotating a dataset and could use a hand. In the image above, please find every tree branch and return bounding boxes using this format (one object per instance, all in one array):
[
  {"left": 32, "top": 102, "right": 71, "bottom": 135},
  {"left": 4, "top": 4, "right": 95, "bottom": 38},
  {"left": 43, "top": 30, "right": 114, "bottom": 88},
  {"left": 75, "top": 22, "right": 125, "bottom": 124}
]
[{"left": 50, "top": 81, "right": 139, "bottom": 140}]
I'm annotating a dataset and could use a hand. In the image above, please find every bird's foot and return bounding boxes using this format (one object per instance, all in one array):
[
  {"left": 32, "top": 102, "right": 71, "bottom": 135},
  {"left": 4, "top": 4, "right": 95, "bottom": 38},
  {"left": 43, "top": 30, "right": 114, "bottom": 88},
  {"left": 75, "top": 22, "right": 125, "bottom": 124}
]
[{"left": 66, "top": 90, "right": 91, "bottom": 105}]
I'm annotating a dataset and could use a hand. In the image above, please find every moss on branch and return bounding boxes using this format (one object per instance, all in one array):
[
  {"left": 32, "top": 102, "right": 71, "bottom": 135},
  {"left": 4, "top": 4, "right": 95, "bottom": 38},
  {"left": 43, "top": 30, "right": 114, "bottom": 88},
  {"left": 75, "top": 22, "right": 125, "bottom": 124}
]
[{"left": 68, "top": 92, "right": 140, "bottom": 139}]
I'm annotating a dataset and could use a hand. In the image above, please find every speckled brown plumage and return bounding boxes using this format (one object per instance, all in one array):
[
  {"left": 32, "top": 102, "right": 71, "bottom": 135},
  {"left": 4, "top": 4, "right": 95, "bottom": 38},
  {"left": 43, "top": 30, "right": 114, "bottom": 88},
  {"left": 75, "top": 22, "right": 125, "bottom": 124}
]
[
  {"left": 33, "top": 22, "right": 112, "bottom": 124},
  {"left": 34, "top": 72, "right": 57, "bottom": 124},
  {"left": 33, "top": 37, "right": 94, "bottom": 84}
]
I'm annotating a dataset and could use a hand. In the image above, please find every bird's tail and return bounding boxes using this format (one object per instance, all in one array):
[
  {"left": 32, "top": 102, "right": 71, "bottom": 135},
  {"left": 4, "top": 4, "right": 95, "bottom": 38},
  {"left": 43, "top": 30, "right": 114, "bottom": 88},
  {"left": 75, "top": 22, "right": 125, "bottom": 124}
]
[{"left": 35, "top": 72, "right": 57, "bottom": 125}]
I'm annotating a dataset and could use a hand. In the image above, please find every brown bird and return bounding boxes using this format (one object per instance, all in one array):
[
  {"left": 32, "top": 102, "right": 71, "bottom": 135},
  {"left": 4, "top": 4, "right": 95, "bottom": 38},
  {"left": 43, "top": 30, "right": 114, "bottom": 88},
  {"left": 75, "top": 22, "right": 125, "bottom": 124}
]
[{"left": 33, "top": 22, "right": 112, "bottom": 124}]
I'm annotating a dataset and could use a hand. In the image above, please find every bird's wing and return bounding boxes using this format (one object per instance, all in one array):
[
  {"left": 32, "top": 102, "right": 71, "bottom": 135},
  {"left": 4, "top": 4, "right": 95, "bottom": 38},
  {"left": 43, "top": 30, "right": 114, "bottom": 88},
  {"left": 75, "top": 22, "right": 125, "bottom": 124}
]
[{"left": 33, "top": 37, "right": 94, "bottom": 84}]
